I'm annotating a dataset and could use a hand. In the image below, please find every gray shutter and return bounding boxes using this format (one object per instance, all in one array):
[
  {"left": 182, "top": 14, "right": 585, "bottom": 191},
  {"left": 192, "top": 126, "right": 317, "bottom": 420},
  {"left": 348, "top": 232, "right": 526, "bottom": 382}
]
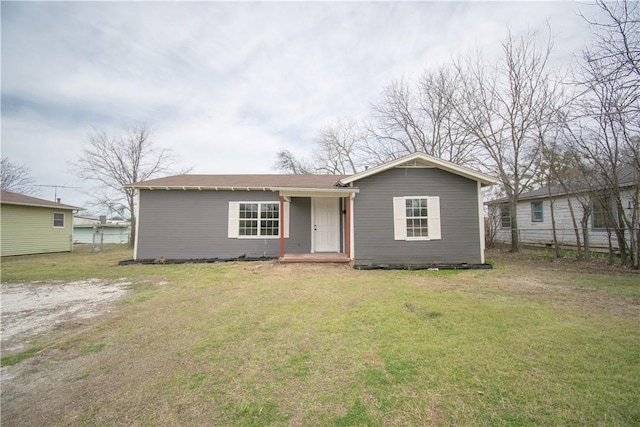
[{"left": 284, "top": 201, "right": 290, "bottom": 238}]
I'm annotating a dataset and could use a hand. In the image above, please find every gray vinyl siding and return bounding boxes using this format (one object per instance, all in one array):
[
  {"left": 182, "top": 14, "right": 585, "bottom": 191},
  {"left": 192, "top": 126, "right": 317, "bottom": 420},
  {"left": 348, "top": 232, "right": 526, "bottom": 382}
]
[
  {"left": 353, "top": 167, "right": 482, "bottom": 265},
  {"left": 136, "top": 190, "right": 311, "bottom": 260},
  {"left": 288, "top": 197, "right": 312, "bottom": 253}
]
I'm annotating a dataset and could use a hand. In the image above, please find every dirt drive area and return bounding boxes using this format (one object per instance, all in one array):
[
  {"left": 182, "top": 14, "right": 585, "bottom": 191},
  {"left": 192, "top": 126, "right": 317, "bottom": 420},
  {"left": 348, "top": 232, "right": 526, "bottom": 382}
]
[{"left": 1, "top": 279, "right": 132, "bottom": 354}]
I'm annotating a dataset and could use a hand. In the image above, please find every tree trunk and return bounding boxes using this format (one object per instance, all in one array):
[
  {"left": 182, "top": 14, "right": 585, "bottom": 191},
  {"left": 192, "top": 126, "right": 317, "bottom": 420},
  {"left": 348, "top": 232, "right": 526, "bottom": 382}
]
[
  {"left": 581, "top": 214, "right": 591, "bottom": 260},
  {"left": 566, "top": 198, "right": 583, "bottom": 260},
  {"left": 550, "top": 198, "right": 561, "bottom": 257},
  {"left": 130, "top": 214, "right": 136, "bottom": 249},
  {"left": 128, "top": 195, "right": 136, "bottom": 249},
  {"left": 510, "top": 198, "right": 520, "bottom": 252}
]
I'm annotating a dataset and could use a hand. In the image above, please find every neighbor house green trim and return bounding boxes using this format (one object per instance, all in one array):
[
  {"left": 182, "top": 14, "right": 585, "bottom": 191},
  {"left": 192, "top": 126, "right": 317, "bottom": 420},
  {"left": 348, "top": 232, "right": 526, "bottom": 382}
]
[{"left": 1, "top": 204, "right": 75, "bottom": 256}]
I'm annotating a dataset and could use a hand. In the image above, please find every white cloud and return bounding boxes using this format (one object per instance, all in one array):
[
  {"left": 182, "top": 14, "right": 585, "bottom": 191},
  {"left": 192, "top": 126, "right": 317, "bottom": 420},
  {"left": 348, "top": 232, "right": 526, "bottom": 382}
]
[{"left": 1, "top": 1, "right": 595, "bottom": 210}]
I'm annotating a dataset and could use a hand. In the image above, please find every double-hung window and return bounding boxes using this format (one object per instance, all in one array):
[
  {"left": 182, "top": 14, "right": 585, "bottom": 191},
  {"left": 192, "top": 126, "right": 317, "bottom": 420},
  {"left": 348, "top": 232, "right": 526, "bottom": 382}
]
[
  {"left": 53, "top": 212, "right": 65, "bottom": 228},
  {"left": 229, "top": 201, "right": 289, "bottom": 239},
  {"left": 531, "top": 201, "right": 543, "bottom": 222},
  {"left": 591, "top": 194, "right": 613, "bottom": 230},
  {"left": 500, "top": 205, "right": 511, "bottom": 229},
  {"left": 393, "top": 196, "right": 441, "bottom": 241}
]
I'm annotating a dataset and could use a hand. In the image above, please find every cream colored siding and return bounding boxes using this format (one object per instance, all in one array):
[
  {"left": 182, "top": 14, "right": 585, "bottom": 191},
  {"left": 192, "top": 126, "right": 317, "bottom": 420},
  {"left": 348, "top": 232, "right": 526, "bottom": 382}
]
[{"left": 1, "top": 204, "right": 74, "bottom": 256}]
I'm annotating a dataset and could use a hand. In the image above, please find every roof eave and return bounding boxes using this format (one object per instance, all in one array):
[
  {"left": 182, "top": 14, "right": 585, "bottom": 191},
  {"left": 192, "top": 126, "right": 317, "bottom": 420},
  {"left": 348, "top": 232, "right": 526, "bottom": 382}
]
[
  {"left": 272, "top": 187, "right": 359, "bottom": 197},
  {"left": 339, "top": 152, "right": 498, "bottom": 186},
  {"left": 129, "top": 185, "right": 273, "bottom": 192},
  {"left": 1, "top": 200, "right": 83, "bottom": 210}
]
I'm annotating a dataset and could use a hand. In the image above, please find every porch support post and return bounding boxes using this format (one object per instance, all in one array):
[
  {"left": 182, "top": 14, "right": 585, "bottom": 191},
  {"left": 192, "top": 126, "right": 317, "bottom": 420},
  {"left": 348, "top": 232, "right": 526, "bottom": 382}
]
[
  {"left": 279, "top": 195, "right": 285, "bottom": 258},
  {"left": 345, "top": 196, "right": 351, "bottom": 259}
]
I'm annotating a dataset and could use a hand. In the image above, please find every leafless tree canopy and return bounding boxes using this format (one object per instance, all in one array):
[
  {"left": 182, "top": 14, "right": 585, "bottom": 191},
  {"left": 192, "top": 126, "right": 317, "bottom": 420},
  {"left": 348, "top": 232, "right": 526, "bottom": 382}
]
[
  {"left": 580, "top": 0, "right": 639, "bottom": 86},
  {"left": 313, "top": 117, "right": 364, "bottom": 175},
  {"left": 274, "top": 118, "right": 365, "bottom": 175},
  {"left": 365, "top": 69, "right": 481, "bottom": 168},
  {"left": 273, "top": 149, "right": 314, "bottom": 174},
  {"left": 1, "top": 157, "right": 37, "bottom": 195},
  {"left": 72, "top": 124, "right": 185, "bottom": 246}
]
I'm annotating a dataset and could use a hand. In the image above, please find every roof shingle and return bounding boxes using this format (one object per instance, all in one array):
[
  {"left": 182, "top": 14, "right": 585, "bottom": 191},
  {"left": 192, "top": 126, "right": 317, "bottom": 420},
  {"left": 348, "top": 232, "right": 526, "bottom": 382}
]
[
  {"left": 1, "top": 190, "right": 82, "bottom": 210},
  {"left": 126, "top": 174, "right": 348, "bottom": 189}
]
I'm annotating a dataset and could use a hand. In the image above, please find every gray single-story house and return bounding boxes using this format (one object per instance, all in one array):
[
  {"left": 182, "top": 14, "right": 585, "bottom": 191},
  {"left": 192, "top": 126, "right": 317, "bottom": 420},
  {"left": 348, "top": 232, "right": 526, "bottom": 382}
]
[{"left": 125, "top": 153, "right": 497, "bottom": 267}]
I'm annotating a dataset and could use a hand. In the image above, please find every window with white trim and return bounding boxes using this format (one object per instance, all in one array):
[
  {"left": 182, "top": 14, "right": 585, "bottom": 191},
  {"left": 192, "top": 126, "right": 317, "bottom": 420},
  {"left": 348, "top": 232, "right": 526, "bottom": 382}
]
[
  {"left": 53, "top": 212, "right": 65, "bottom": 228},
  {"left": 228, "top": 201, "right": 289, "bottom": 239},
  {"left": 393, "top": 196, "right": 441, "bottom": 241}
]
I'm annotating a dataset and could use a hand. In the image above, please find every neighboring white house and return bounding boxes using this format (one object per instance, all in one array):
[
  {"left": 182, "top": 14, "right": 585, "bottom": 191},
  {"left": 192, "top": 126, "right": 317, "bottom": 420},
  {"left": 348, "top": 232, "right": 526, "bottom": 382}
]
[
  {"left": 488, "top": 169, "right": 638, "bottom": 252},
  {"left": 73, "top": 215, "right": 131, "bottom": 245}
]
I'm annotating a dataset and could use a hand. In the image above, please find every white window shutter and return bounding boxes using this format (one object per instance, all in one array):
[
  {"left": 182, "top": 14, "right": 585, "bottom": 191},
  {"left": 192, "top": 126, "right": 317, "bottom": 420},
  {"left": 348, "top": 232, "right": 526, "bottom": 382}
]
[
  {"left": 228, "top": 202, "right": 239, "bottom": 238},
  {"left": 428, "top": 197, "right": 441, "bottom": 240},
  {"left": 393, "top": 197, "right": 407, "bottom": 240},
  {"left": 283, "top": 201, "right": 290, "bottom": 238}
]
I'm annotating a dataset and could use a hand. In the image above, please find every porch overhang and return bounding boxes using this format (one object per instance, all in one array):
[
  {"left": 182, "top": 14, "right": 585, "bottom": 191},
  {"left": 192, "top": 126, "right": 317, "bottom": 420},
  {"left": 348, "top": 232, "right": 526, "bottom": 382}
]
[{"left": 271, "top": 187, "right": 359, "bottom": 198}]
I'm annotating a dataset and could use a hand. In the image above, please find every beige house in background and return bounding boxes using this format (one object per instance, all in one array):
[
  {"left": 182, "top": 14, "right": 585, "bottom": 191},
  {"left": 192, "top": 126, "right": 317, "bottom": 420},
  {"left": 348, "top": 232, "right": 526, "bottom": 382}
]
[{"left": 1, "top": 190, "right": 82, "bottom": 256}]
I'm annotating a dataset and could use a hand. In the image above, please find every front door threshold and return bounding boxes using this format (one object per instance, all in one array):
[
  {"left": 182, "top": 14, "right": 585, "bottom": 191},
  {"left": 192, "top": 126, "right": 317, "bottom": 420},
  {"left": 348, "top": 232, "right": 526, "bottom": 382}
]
[{"left": 279, "top": 253, "right": 350, "bottom": 263}]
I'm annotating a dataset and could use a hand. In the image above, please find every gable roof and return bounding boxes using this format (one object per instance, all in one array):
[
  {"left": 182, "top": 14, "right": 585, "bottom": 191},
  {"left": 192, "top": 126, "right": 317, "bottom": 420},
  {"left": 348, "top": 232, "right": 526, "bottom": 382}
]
[
  {"left": 339, "top": 152, "right": 497, "bottom": 186},
  {"left": 125, "top": 174, "right": 348, "bottom": 190},
  {"left": 1, "top": 190, "right": 82, "bottom": 210},
  {"left": 488, "top": 165, "right": 638, "bottom": 204},
  {"left": 126, "top": 154, "right": 497, "bottom": 191}
]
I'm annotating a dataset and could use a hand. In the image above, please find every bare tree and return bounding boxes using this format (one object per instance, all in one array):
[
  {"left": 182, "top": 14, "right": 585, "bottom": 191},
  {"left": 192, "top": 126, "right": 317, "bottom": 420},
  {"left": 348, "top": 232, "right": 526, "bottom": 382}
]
[
  {"left": 538, "top": 140, "right": 571, "bottom": 257},
  {"left": 312, "top": 117, "right": 364, "bottom": 174},
  {"left": 580, "top": 0, "right": 639, "bottom": 85},
  {"left": 364, "top": 68, "right": 481, "bottom": 168},
  {"left": 274, "top": 118, "right": 365, "bottom": 175},
  {"left": 72, "top": 124, "right": 185, "bottom": 247},
  {"left": 273, "top": 149, "right": 314, "bottom": 174},
  {"left": 566, "top": 0, "right": 640, "bottom": 267},
  {"left": 454, "top": 30, "right": 564, "bottom": 252},
  {"left": 1, "top": 157, "right": 37, "bottom": 195}
]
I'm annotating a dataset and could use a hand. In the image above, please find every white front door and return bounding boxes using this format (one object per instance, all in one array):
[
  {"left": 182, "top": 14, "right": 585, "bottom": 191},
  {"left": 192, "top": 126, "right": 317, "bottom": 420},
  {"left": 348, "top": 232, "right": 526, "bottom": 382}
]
[{"left": 313, "top": 198, "right": 340, "bottom": 252}]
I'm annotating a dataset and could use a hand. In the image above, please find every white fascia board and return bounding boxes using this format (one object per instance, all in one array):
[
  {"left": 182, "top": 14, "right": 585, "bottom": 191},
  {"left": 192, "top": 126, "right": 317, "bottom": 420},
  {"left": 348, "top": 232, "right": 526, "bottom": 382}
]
[
  {"left": 133, "top": 189, "right": 140, "bottom": 261},
  {"left": 339, "top": 152, "right": 498, "bottom": 186},
  {"left": 273, "top": 187, "right": 359, "bottom": 198},
  {"left": 135, "top": 186, "right": 269, "bottom": 192},
  {"left": 477, "top": 181, "right": 485, "bottom": 263}
]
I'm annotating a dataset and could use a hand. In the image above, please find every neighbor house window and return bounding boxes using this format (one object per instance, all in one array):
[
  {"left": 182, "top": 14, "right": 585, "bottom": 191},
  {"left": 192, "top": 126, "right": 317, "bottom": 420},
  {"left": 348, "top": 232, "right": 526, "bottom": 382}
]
[
  {"left": 53, "top": 212, "right": 65, "bottom": 228},
  {"left": 393, "top": 196, "right": 441, "bottom": 240},
  {"left": 228, "top": 201, "right": 289, "bottom": 239},
  {"left": 531, "top": 201, "right": 543, "bottom": 222},
  {"left": 500, "top": 205, "right": 511, "bottom": 229},
  {"left": 592, "top": 195, "right": 613, "bottom": 229}
]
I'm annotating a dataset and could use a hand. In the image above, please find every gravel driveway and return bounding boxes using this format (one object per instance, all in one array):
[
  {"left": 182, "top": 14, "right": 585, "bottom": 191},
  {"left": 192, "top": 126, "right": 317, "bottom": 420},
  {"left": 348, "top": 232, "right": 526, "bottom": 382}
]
[{"left": 1, "top": 279, "right": 131, "bottom": 354}]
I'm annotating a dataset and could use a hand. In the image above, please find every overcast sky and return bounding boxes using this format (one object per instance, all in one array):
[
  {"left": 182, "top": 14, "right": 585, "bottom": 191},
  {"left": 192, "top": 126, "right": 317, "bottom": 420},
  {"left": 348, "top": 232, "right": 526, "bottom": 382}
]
[{"left": 2, "top": 1, "right": 597, "bottom": 210}]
